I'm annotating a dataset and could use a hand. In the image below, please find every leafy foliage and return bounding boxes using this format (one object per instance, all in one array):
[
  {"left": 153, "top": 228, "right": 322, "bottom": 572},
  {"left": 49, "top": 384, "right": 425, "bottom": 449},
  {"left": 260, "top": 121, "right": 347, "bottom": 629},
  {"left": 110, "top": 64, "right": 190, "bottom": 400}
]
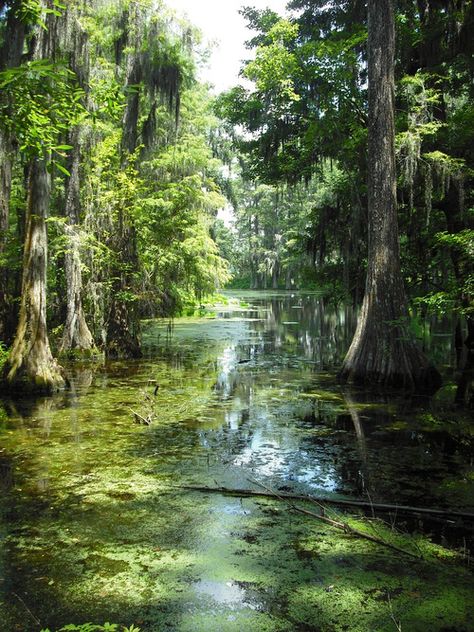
[
  {"left": 40, "top": 624, "right": 140, "bottom": 632},
  {"left": 216, "top": 0, "right": 473, "bottom": 343},
  {"left": 0, "top": 59, "right": 86, "bottom": 169}
]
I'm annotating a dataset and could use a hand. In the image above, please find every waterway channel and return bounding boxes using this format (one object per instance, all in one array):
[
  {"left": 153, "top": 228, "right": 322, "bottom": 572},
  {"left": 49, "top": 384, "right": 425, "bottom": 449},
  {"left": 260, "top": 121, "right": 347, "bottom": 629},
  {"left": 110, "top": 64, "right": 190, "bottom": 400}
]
[{"left": 0, "top": 291, "right": 473, "bottom": 631}]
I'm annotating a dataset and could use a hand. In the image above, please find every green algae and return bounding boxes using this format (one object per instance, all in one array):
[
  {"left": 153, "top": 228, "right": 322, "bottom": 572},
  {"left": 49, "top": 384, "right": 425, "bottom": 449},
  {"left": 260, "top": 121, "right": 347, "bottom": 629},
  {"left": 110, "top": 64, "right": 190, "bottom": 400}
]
[
  {"left": 0, "top": 291, "right": 473, "bottom": 631},
  {"left": 299, "top": 390, "right": 344, "bottom": 402},
  {"left": 286, "top": 520, "right": 473, "bottom": 632},
  {"left": 438, "top": 470, "right": 474, "bottom": 506}
]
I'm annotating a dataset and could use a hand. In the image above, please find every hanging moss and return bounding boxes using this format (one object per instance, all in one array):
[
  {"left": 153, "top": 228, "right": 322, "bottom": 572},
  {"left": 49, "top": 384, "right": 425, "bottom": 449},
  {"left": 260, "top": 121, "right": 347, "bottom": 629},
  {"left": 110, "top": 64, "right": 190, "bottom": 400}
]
[{"left": 423, "top": 161, "right": 432, "bottom": 228}]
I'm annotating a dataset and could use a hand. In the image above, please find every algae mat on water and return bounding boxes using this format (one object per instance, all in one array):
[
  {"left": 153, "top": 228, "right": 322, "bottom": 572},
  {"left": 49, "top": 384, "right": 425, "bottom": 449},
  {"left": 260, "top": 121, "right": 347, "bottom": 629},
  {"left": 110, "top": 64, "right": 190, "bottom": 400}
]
[
  {"left": 0, "top": 295, "right": 473, "bottom": 631},
  {"left": 2, "top": 481, "right": 473, "bottom": 631}
]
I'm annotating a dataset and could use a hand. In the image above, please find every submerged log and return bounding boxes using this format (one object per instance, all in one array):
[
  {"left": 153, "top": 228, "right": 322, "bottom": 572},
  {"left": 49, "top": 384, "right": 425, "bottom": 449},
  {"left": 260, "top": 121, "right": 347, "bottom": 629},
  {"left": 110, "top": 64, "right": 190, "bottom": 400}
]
[
  {"left": 179, "top": 481, "right": 422, "bottom": 560},
  {"left": 177, "top": 484, "right": 474, "bottom": 521}
]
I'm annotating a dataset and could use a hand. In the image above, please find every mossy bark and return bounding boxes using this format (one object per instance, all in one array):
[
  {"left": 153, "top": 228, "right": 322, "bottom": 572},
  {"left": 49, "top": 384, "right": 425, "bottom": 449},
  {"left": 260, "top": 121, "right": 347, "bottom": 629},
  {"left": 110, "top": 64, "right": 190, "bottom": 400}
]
[
  {"left": 59, "top": 132, "right": 95, "bottom": 355},
  {"left": 106, "top": 208, "right": 142, "bottom": 360},
  {"left": 60, "top": 224, "right": 95, "bottom": 356},
  {"left": 0, "top": 3, "right": 26, "bottom": 343},
  {"left": 339, "top": 0, "right": 441, "bottom": 391},
  {"left": 0, "top": 131, "right": 13, "bottom": 343},
  {"left": 2, "top": 158, "right": 65, "bottom": 394}
]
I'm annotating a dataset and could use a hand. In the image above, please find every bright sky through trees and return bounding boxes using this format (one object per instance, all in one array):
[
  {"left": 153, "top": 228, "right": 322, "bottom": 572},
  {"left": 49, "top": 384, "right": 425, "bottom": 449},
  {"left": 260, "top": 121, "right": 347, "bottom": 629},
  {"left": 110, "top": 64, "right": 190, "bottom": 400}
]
[{"left": 168, "top": 0, "right": 289, "bottom": 92}]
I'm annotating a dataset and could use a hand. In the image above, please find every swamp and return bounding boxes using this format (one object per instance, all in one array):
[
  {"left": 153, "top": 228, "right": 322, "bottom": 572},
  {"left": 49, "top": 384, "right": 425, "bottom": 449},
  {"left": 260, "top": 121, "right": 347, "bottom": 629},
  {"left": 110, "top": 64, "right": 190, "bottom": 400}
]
[
  {"left": 0, "top": 292, "right": 473, "bottom": 631},
  {"left": 0, "top": 0, "right": 473, "bottom": 630}
]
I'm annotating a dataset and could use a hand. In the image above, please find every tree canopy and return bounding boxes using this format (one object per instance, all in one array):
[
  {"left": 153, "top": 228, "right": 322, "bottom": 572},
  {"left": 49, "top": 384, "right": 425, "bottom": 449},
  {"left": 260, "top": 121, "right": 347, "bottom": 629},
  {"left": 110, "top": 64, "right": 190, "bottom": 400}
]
[{"left": 0, "top": 0, "right": 472, "bottom": 394}]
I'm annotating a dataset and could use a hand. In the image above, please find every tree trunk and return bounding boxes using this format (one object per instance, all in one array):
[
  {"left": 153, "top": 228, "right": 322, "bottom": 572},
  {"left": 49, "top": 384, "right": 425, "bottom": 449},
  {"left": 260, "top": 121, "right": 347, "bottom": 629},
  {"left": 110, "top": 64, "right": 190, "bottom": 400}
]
[
  {"left": 59, "top": 132, "right": 94, "bottom": 355},
  {"left": 104, "top": 46, "right": 142, "bottom": 359},
  {"left": 0, "top": 131, "right": 13, "bottom": 342},
  {"left": 439, "top": 179, "right": 474, "bottom": 354},
  {"left": 106, "top": 213, "right": 142, "bottom": 359},
  {"left": 2, "top": 158, "right": 65, "bottom": 393},
  {"left": 104, "top": 213, "right": 142, "bottom": 362},
  {"left": 455, "top": 348, "right": 474, "bottom": 408},
  {"left": 0, "top": 3, "right": 27, "bottom": 343},
  {"left": 339, "top": 0, "right": 441, "bottom": 390},
  {"left": 59, "top": 225, "right": 95, "bottom": 355},
  {"left": 272, "top": 261, "right": 279, "bottom": 289}
]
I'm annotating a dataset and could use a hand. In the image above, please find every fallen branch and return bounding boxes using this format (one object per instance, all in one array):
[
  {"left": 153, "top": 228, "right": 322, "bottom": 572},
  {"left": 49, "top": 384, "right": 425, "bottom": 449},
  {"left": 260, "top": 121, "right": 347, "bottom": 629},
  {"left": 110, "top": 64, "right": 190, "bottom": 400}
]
[
  {"left": 12, "top": 592, "right": 41, "bottom": 627},
  {"left": 129, "top": 407, "right": 152, "bottom": 425},
  {"left": 177, "top": 484, "right": 474, "bottom": 521},
  {"left": 247, "top": 477, "right": 422, "bottom": 560}
]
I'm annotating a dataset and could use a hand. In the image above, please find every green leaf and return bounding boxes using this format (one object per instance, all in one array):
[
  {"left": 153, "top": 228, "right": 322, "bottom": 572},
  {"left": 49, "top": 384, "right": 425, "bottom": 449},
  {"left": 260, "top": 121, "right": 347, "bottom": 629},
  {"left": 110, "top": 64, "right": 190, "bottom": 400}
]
[{"left": 53, "top": 161, "right": 71, "bottom": 177}]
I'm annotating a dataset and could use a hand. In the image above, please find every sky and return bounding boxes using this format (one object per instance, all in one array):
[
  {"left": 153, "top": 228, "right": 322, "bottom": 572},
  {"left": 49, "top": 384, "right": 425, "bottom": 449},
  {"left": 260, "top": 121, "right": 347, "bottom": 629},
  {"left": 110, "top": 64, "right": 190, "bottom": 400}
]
[{"left": 167, "top": 0, "right": 290, "bottom": 93}]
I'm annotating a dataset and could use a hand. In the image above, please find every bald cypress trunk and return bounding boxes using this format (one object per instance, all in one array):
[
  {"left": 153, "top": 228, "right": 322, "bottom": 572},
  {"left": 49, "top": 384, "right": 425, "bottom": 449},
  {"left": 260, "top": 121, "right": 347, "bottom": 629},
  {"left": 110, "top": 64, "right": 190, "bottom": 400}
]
[
  {"left": 0, "top": 2, "right": 27, "bottom": 342},
  {"left": 105, "top": 209, "right": 142, "bottom": 359},
  {"left": 59, "top": 131, "right": 95, "bottom": 355},
  {"left": 339, "top": 0, "right": 441, "bottom": 390},
  {"left": 56, "top": 3, "right": 95, "bottom": 355},
  {"left": 2, "top": 158, "right": 65, "bottom": 393},
  {"left": 1, "top": 3, "right": 67, "bottom": 391}
]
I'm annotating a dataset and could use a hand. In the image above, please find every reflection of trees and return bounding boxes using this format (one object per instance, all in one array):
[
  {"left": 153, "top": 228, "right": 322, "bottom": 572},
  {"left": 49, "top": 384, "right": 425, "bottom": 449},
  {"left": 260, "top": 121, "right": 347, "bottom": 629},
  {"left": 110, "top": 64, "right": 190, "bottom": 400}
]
[
  {"left": 190, "top": 297, "right": 371, "bottom": 490},
  {"left": 67, "top": 365, "right": 95, "bottom": 396},
  {"left": 252, "top": 295, "right": 357, "bottom": 369},
  {"left": 0, "top": 453, "right": 14, "bottom": 491},
  {"left": 0, "top": 292, "right": 471, "bottom": 629},
  {"left": 0, "top": 363, "right": 100, "bottom": 498},
  {"left": 150, "top": 294, "right": 471, "bottom": 510},
  {"left": 455, "top": 350, "right": 474, "bottom": 408},
  {"left": 342, "top": 390, "right": 368, "bottom": 464},
  {"left": 326, "top": 389, "right": 472, "bottom": 507}
]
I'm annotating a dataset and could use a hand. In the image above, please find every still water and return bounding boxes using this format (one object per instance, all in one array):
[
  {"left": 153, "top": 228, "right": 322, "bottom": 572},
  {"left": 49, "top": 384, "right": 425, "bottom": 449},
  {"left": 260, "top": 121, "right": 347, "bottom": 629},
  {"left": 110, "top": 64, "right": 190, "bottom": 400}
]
[{"left": 0, "top": 292, "right": 472, "bottom": 631}]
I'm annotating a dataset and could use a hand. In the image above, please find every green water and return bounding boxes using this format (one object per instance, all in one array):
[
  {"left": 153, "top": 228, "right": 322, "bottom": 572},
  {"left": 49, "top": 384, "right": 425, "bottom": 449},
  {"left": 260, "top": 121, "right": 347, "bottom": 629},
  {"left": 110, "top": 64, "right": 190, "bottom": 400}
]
[{"left": 0, "top": 292, "right": 473, "bottom": 631}]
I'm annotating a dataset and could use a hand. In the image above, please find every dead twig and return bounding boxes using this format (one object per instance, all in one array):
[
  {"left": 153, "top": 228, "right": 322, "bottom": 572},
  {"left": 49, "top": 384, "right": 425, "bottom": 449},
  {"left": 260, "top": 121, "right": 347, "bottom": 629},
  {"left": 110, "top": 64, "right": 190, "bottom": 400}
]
[
  {"left": 12, "top": 592, "right": 41, "bottom": 627},
  {"left": 129, "top": 407, "right": 152, "bottom": 425},
  {"left": 388, "top": 592, "right": 402, "bottom": 632}
]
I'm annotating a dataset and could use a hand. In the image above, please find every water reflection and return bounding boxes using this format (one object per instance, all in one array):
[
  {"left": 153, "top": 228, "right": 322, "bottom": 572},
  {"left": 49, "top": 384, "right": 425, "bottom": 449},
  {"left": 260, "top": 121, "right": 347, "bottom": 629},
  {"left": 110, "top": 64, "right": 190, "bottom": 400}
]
[
  {"left": 0, "top": 291, "right": 472, "bottom": 631},
  {"left": 146, "top": 292, "right": 472, "bottom": 510}
]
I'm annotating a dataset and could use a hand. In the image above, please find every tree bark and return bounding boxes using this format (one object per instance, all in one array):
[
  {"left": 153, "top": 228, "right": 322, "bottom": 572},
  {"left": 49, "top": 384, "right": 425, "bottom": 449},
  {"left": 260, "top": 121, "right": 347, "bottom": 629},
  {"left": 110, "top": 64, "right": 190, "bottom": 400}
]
[
  {"left": 105, "top": 219, "right": 142, "bottom": 359},
  {"left": 104, "top": 182, "right": 142, "bottom": 361},
  {"left": 0, "top": 2, "right": 27, "bottom": 343},
  {"left": 339, "top": 0, "right": 441, "bottom": 390},
  {"left": 0, "top": 131, "right": 13, "bottom": 342},
  {"left": 59, "top": 131, "right": 95, "bottom": 355},
  {"left": 415, "top": 3, "right": 473, "bottom": 400},
  {"left": 2, "top": 158, "right": 65, "bottom": 393}
]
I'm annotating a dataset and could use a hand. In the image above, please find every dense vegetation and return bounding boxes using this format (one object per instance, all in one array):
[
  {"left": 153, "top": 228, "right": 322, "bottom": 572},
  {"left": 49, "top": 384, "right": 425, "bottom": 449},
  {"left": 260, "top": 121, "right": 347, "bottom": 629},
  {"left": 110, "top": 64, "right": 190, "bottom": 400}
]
[
  {"left": 0, "top": 4, "right": 473, "bottom": 631},
  {"left": 0, "top": 0, "right": 230, "bottom": 391},
  {"left": 0, "top": 0, "right": 472, "bottom": 393},
  {"left": 216, "top": 0, "right": 473, "bottom": 389}
]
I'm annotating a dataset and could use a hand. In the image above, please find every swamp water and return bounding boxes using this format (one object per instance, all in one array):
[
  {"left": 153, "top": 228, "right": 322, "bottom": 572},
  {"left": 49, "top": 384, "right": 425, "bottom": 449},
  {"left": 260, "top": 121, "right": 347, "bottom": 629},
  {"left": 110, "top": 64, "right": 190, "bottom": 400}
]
[{"left": 0, "top": 291, "right": 473, "bottom": 631}]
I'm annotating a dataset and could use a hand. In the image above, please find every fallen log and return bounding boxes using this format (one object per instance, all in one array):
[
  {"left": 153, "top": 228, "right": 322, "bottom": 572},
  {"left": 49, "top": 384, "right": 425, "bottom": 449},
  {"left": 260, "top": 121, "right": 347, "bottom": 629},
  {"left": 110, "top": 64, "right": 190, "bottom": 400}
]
[
  {"left": 248, "top": 477, "right": 422, "bottom": 560},
  {"left": 176, "top": 484, "right": 474, "bottom": 521}
]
